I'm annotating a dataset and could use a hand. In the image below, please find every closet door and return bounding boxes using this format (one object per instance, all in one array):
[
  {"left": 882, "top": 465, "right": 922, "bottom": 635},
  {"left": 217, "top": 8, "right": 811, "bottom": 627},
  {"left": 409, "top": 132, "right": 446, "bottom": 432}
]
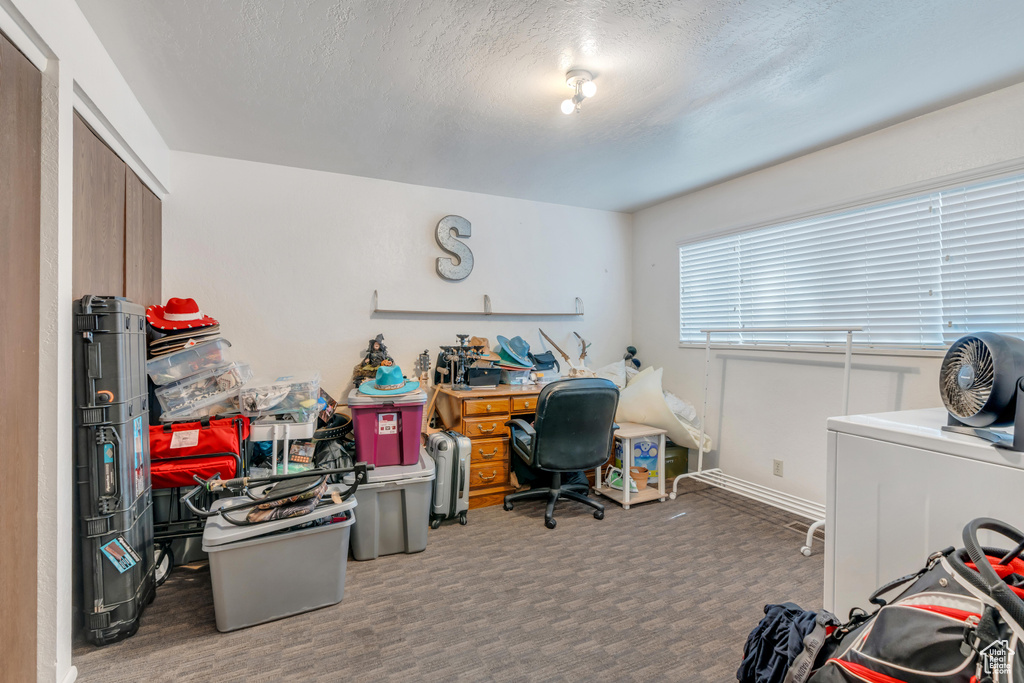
[
  {"left": 125, "top": 168, "right": 161, "bottom": 307},
  {"left": 72, "top": 113, "right": 125, "bottom": 299},
  {"left": 0, "top": 31, "right": 42, "bottom": 682}
]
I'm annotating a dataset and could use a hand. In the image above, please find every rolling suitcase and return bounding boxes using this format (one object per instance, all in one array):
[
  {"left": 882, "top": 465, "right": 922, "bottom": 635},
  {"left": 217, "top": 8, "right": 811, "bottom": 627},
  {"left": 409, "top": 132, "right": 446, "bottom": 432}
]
[
  {"left": 427, "top": 430, "right": 470, "bottom": 528},
  {"left": 73, "top": 295, "right": 156, "bottom": 645}
]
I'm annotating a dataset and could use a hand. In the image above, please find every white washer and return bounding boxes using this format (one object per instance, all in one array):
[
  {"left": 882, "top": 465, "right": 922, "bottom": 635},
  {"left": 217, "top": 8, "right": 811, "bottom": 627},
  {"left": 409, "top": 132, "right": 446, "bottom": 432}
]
[{"left": 826, "top": 407, "right": 1024, "bottom": 618}]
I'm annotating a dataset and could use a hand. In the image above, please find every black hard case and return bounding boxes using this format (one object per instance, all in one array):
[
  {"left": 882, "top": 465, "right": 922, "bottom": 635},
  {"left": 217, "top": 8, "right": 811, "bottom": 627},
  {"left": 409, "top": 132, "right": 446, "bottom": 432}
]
[{"left": 72, "top": 296, "right": 156, "bottom": 645}]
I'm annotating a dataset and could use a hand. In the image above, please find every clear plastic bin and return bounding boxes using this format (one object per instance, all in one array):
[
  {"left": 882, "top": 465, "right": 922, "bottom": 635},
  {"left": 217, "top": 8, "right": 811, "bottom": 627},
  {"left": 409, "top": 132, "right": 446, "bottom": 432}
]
[
  {"left": 146, "top": 339, "right": 233, "bottom": 386},
  {"left": 240, "top": 371, "right": 321, "bottom": 420},
  {"left": 156, "top": 362, "right": 252, "bottom": 421}
]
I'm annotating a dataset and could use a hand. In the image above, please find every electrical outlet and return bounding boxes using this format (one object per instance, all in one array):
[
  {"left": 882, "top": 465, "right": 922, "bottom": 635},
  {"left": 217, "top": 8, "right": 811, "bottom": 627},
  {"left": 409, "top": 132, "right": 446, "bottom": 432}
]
[{"left": 773, "top": 459, "right": 784, "bottom": 477}]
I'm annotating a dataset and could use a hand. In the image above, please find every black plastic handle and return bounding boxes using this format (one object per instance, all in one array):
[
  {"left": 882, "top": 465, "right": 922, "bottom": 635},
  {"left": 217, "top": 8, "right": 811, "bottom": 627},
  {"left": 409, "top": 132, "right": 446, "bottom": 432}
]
[
  {"left": 963, "top": 518, "right": 1024, "bottom": 591},
  {"left": 961, "top": 517, "right": 1024, "bottom": 627}
]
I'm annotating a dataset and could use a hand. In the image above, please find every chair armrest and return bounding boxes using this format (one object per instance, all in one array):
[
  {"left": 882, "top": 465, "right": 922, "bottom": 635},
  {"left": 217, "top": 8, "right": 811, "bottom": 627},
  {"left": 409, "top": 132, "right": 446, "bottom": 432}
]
[{"left": 505, "top": 419, "right": 536, "bottom": 438}]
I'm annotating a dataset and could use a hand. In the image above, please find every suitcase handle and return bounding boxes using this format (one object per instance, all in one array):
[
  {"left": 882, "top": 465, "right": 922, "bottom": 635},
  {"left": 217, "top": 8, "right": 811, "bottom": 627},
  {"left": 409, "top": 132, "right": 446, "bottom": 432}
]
[{"left": 458, "top": 456, "right": 466, "bottom": 497}]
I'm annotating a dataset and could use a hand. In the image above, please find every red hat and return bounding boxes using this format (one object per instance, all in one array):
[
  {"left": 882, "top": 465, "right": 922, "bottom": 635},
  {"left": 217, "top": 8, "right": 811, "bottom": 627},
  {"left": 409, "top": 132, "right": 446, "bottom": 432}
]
[{"left": 146, "top": 297, "right": 218, "bottom": 331}]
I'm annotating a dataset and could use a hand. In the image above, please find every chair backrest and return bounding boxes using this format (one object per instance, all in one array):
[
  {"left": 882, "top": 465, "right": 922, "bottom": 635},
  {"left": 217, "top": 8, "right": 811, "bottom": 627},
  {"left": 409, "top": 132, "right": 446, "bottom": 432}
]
[{"left": 531, "top": 378, "right": 620, "bottom": 472}]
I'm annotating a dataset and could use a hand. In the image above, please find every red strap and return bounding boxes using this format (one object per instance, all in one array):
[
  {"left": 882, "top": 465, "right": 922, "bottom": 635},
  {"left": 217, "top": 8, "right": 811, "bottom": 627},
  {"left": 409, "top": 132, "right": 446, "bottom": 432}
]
[
  {"left": 829, "top": 659, "right": 908, "bottom": 683},
  {"left": 965, "top": 556, "right": 1024, "bottom": 599}
]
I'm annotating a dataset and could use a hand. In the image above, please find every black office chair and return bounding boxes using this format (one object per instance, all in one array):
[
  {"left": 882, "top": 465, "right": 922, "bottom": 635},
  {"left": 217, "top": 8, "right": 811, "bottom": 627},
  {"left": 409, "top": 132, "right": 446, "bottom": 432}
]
[{"left": 502, "top": 378, "right": 619, "bottom": 529}]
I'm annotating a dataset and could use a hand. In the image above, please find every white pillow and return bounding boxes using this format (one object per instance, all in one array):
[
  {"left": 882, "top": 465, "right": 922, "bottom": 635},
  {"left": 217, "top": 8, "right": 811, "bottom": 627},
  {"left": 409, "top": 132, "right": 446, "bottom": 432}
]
[
  {"left": 594, "top": 359, "right": 627, "bottom": 388},
  {"left": 615, "top": 367, "right": 711, "bottom": 452},
  {"left": 626, "top": 365, "right": 653, "bottom": 386}
]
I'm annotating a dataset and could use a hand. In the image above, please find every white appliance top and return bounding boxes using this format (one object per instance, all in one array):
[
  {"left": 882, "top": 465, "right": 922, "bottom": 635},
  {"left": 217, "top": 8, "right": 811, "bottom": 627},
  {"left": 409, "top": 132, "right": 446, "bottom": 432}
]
[{"left": 828, "top": 407, "right": 1024, "bottom": 472}]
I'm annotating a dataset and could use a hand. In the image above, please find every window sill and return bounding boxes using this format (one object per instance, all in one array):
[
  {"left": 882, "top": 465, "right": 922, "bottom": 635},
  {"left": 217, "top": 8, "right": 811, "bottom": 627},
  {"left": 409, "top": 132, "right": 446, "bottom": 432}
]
[{"left": 676, "top": 342, "right": 947, "bottom": 359}]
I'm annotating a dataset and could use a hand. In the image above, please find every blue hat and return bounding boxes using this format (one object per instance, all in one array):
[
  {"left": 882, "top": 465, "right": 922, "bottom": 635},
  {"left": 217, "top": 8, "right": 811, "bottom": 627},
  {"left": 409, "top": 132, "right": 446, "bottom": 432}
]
[
  {"left": 496, "top": 348, "right": 532, "bottom": 369},
  {"left": 496, "top": 335, "right": 532, "bottom": 367},
  {"left": 358, "top": 364, "right": 421, "bottom": 395}
]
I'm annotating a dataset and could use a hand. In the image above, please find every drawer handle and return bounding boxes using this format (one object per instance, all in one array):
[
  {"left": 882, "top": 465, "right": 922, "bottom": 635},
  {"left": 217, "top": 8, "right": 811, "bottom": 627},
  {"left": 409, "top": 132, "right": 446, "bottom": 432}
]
[
  {"left": 478, "top": 424, "right": 496, "bottom": 434},
  {"left": 477, "top": 470, "right": 497, "bottom": 483},
  {"left": 524, "top": 401, "right": 531, "bottom": 408},
  {"left": 486, "top": 403, "right": 492, "bottom": 411},
  {"left": 477, "top": 447, "right": 499, "bottom": 459}
]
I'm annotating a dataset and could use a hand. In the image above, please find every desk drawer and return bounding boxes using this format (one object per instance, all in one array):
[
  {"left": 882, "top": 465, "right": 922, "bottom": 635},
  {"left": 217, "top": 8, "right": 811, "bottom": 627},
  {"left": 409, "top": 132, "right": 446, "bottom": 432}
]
[
  {"left": 511, "top": 396, "right": 538, "bottom": 413},
  {"left": 462, "top": 417, "right": 508, "bottom": 439},
  {"left": 469, "top": 461, "right": 509, "bottom": 488},
  {"left": 464, "top": 397, "right": 509, "bottom": 417},
  {"left": 470, "top": 438, "right": 508, "bottom": 465}
]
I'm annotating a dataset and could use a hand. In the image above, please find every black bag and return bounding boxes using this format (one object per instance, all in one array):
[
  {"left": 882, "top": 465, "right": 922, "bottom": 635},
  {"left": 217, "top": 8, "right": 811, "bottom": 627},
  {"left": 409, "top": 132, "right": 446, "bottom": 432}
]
[
  {"left": 741, "top": 517, "right": 1024, "bottom": 683},
  {"left": 312, "top": 413, "right": 354, "bottom": 480},
  {"left": 529, "top": 350, "right": 560, "bottom": 372}
]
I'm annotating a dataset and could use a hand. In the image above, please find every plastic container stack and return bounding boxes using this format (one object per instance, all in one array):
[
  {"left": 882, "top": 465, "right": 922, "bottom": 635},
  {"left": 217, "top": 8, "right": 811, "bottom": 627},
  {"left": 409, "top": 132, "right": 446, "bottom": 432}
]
[{"left": 147, "top": 340, "right": 253, "bottom": 422}]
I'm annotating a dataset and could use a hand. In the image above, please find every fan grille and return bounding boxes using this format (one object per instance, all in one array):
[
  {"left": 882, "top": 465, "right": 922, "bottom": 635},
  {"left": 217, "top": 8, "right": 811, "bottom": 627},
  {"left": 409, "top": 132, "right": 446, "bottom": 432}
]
[{"left": 940, "top": 336, "right": 995, "bottom": 418}]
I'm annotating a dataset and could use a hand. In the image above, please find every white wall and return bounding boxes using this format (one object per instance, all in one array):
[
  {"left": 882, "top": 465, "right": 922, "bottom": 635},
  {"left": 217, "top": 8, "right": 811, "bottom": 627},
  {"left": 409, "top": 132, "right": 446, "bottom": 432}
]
[
  {"left": 632, "top": 80, "right": 1024, "bottom": 505},
  {"left": 0, "top": 1, "right": 170, "bottom": 681},
  {"left": 163, "top": 152, "right": 633, "bottom": 401}
]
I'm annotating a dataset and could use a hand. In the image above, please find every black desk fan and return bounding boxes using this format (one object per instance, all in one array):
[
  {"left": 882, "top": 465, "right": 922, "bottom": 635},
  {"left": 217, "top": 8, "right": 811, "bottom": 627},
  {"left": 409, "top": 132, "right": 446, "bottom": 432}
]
[{"left": 940, "top": 332, "right": 1024, "bottom": 450}]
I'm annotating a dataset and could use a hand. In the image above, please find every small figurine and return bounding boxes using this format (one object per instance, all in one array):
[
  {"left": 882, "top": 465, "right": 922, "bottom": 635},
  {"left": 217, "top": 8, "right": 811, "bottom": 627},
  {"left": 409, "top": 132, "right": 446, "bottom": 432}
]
[
  {"left": 362, "top": 334, "right": 392, "bottom": 368},
  {"left": 353, "top": 334, "right": 394, "bottom": 387}
]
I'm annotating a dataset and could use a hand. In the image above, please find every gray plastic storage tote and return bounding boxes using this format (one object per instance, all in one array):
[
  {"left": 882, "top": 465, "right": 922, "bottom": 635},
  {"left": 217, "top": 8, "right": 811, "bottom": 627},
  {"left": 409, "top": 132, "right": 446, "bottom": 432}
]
[
  {"left": 340, "top": 449, "right": 435, "bottom": 561},
  {"left": 202, "top": 495, "right": 356, "bottom": 632}
]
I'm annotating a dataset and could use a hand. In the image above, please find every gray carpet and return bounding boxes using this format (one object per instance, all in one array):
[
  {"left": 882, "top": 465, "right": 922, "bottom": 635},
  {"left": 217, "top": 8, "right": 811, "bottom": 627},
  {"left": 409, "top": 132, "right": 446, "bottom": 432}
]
[{"left": 73, "top": 481, "right": 824, "bottom": 682}]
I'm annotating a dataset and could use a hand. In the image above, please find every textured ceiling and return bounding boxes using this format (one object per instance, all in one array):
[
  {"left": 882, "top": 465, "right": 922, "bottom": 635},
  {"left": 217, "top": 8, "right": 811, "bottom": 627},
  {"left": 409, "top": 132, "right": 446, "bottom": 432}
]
[{"left": 77, "top": 0, "right": 1024, "bottom": 212}]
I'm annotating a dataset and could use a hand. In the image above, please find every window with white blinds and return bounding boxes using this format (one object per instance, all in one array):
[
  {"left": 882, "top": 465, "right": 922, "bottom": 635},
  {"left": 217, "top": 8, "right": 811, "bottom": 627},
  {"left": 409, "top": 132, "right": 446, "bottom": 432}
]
[{"left": 679, "top": 172, "right": 1024, "bottom": 347}]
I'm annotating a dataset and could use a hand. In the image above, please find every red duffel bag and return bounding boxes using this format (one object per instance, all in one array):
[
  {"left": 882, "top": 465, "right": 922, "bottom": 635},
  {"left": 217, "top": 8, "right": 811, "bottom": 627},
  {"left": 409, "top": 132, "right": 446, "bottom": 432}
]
[{"left": 149, "top": 416, "right": 249, "bottom": 489}]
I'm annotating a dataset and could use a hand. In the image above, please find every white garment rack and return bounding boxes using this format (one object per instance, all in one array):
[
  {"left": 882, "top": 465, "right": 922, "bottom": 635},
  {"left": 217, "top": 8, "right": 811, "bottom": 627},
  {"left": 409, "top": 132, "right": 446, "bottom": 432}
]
[{"left": 670, "top": 326, "right": 862, "bottom": 556}]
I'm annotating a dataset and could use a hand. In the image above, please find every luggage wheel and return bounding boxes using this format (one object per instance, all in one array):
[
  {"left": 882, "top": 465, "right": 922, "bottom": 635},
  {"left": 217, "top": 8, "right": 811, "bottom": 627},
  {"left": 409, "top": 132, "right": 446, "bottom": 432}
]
[
  {"left": 430, "top": 517, "right": 441, "bottom": 530},
  {"left": 155, "top": 544, "right": 174, "bottom": 587},
  {"left": 459, "top": 512, "right": 468, "bottom": 525}
]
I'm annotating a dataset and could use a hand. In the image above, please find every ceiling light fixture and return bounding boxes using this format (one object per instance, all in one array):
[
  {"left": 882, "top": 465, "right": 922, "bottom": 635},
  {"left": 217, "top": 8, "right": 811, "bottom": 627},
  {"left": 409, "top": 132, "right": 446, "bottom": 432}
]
[{"left": 560, "top": 69, "right": 596, "bottom": 115}]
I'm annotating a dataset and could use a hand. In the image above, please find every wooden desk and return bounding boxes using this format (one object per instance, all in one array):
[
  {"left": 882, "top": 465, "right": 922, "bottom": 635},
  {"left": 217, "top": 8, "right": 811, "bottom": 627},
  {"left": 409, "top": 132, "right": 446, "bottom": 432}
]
[{"left": 433, "top": 385, "right": 543, "bottom": 508}]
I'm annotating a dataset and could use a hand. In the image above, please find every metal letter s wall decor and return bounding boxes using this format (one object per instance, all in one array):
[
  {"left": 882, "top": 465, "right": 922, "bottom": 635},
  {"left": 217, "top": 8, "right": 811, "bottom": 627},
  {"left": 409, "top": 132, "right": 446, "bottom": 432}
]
[{"left": 435, "top": 215, "right": 474, "bottom": 281}]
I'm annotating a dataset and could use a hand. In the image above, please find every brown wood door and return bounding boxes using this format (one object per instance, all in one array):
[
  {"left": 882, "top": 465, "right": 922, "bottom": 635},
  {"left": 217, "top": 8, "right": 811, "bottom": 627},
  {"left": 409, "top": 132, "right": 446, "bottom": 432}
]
[
  {"left": 125, "top": 167, "right": 161, "bottom": 307},
  {"left": 73, "top": 113, "right": 126, "bottom": 299},
  {"left": 0, "top": 31, "right": 42, "bottom": 682}
]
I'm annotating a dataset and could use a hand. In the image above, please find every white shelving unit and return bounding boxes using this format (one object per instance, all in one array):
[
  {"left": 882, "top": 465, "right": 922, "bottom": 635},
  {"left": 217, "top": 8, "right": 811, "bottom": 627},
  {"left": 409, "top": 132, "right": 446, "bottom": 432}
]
[
  {"left": 250, "top": 414, "right": 316, "bottom": 474},
  {"left": 594, "top": 422, "right": 667, "bottom": 509}
]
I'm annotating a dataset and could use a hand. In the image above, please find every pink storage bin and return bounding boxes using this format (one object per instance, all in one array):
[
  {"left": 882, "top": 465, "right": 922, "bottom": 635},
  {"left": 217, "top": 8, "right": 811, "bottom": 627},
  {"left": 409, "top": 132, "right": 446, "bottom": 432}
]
[{"left": 347, "top": 388, "right": 426, "bottom": 467}]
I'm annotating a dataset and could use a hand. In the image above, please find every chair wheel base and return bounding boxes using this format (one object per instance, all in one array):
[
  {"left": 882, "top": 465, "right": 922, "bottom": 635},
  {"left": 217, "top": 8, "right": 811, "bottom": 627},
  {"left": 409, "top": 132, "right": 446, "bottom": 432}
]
[
  {"left": 594, "top": 510, "right": 604, "bottom": 520},
  {"left": 800, "top": 546, "right": 812, "bottom": 557},
  {"left": 503, "top": 501, "right": 513, "bottom": 511},
  {"left": 545, "top": 517, "right": 556, "bottom": 529}
]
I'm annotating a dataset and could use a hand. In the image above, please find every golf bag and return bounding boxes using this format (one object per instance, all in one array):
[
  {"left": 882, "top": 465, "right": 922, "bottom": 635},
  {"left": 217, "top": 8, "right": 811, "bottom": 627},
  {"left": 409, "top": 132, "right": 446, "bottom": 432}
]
[{"left": 741, "top": 517, "right": 1024, "bottom": 683}]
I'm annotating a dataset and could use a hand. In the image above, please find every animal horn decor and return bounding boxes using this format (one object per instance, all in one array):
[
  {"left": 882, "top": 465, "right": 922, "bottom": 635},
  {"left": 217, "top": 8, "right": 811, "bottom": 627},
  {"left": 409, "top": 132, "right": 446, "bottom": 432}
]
[{"left": 538, "top": 328, "right": 594, "bottom": 378}]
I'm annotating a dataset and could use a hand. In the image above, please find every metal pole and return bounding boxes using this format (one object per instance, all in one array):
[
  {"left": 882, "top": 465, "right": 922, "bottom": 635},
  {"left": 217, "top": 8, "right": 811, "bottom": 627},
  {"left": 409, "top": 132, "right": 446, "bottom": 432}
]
[
  {"left": 697, "top": 331, "right": 711, "bottom": 474},
  {"left": 842, "top": 330, "right": 853, "bottom": 416}
]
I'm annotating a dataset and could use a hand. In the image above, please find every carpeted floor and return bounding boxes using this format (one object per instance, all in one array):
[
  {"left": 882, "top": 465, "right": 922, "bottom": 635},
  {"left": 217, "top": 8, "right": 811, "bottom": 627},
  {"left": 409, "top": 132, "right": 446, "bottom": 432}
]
[{"left": 73, "top": 480, "right": 824, "bottom": 682}]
